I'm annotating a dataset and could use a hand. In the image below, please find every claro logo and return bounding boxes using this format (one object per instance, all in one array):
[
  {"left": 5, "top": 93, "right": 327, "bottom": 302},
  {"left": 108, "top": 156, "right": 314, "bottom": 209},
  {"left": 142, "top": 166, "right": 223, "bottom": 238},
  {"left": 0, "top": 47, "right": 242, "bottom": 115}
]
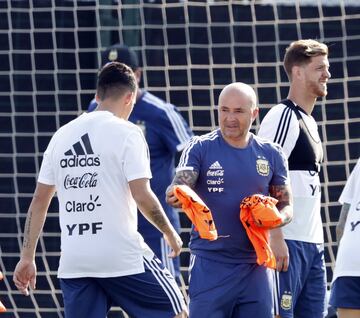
[
  {"left": 61, "top": 133, "right": 100, "bottom": 168},
  {"left": 60, "top": 156, "right": 100, "bottom": 168}
]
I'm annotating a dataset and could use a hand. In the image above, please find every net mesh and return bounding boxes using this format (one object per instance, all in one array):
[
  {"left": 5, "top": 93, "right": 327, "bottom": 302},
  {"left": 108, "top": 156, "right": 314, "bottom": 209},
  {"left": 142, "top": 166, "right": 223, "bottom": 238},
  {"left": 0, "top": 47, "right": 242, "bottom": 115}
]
[{"left": 1, "top": 0, "right": 360, "bottom": 317}]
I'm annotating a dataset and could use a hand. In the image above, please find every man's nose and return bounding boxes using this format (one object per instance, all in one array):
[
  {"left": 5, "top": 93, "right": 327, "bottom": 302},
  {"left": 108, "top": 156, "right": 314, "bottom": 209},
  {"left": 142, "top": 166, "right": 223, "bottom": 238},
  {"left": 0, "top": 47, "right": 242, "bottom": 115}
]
[{"left": 325, "top": 69, "right": 331, "bottom": 79}]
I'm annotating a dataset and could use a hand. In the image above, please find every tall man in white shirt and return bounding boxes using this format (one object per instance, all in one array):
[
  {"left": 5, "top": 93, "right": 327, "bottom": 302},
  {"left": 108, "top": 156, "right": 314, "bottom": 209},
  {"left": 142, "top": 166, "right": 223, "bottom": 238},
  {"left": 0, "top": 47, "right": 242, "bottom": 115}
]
[
  {"left": 13, "top": 62, "right": 187, "bottom": 318},
  {"left": 258, "top": 39, "right": 331, "bottom": 318}
]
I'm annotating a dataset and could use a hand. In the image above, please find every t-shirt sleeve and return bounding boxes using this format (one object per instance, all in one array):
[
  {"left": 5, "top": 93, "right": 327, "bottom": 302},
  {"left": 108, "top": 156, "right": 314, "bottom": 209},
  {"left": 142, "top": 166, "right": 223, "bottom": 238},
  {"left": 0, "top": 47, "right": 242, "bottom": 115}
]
[
  {"left": 258, "top": 105, "right": 299, "bottom": 158},
  {"left": 38, "top": 135, "right": 56, "bottom": 185},
  {"left": 176, "top": 136, "right": 202, "bottom": 172},
  {"left": 123, "top": 129, "right": 152, "bottom": 182},
  {"left": 339, "top": 158, "right": 360, "bottom": 204},
  {"left": 158, "top": 104, "right": 193, "bottom": 154},
  {"left": 270, "top": 145, "right": 290, "bottom": 186}
]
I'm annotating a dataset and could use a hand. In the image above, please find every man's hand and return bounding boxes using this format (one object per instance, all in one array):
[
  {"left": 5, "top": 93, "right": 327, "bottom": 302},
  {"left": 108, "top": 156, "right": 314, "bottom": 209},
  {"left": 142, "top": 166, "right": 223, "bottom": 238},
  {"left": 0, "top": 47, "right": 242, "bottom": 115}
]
[
  {"left": 166, "top": 185, "right": 182, "bottom": 208},
  {"left": 270, "top": 228, "right": 289, "bottom": 272},
  {"left": 166, "top": 170, "right": 199, "bottom": 209},
  {"left": 14, "top": 182, "right": 55, "bottom": 296},
  {"left": 163, "top": 230, "right": 183, "bottom": 258},
  {"left": 13, "top": 259, "right": 37, "bottom": 296}
]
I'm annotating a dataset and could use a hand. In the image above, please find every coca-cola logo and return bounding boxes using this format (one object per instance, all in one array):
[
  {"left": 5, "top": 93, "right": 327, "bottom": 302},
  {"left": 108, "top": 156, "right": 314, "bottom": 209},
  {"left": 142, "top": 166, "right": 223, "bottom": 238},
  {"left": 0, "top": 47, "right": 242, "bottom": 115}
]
[
  {"left": 206, "top": 170, "right": 224, "bottom": 177},
  {"left": 64, "top": 173, "right": 98, "bottom": 189}
]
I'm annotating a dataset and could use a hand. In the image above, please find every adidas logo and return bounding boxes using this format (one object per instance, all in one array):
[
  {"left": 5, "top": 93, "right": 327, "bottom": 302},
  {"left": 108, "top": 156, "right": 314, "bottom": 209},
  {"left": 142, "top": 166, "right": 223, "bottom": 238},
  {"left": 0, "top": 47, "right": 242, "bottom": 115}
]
[
  {"left": 64, "top": 133, "right": 94, "bottom": 156},
  {"left": 60, "top": 133, "right": 100, "bottom": 168},
  {"left": 209, "top": 161, "right": 222, "bottom": 170}
]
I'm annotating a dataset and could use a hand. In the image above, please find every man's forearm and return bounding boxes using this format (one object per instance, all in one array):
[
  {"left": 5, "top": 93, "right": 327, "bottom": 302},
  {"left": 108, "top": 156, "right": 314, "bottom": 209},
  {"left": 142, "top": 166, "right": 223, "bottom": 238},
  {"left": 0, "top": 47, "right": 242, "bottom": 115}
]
[
  {"left": 129, "top": 178, "right": 176, "bottom": 235},
  {"left": 22, "top": 202, "right": 48, "bottom": 260},
  {"left": 137, "top": 193, "right": 175, "bottom": 235},
  {"left": 269, "top": 184, "right": 293, "bottom": 226},
  {"left": 277, "top": 205, "right": 293, "bottom": 226},
  {"left": 21, "top": 184, "right": 55, "bottom": 260},
  {"left": 170, "top": 170, "right": 199, "bottom": 188},
  {"left": 336, "top": 202, "right": 350, "bottom": 242}
]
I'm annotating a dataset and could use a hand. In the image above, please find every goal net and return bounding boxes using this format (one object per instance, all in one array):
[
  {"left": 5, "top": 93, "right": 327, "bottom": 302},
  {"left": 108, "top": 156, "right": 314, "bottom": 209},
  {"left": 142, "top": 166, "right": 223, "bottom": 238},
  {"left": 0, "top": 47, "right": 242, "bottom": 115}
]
[{"left": 0, "top": 0, "right": 359, "bottom": 317}]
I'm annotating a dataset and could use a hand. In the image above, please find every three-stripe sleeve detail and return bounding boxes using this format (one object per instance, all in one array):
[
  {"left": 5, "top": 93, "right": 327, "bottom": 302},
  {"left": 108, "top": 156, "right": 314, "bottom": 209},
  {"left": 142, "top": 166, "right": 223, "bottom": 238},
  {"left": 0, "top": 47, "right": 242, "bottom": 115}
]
[{"left": 273, "top": 106, "right": 292, "bottom": 147}]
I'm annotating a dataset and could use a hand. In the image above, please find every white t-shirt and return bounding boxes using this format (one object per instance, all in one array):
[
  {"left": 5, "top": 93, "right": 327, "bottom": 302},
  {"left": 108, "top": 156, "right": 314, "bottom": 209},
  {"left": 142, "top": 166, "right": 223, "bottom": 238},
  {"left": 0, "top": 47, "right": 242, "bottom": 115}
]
[
  {"left": 38, "top": 111, "right": 153, "bottom": 278},
  {"left": 258, "top": 102, "right": 323, "bottom": 243},
  {"left": 332, "top": 158, "right": 360, "bottom": 282}
]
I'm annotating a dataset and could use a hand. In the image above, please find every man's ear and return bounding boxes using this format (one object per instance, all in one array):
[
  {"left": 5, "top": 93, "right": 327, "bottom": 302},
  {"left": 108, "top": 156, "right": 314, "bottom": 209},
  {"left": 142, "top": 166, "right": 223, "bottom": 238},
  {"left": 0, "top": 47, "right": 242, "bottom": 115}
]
[
  {"left": 95, "top": 93, "right": 101, "bottom": 103},
  {"left": 292, "top": 65, "right": 303, "bottom": 81},
  {"left": 252, "top": 107, "right": 259, "bottom": 122},
  {"left": 134, "top": 69, "right": 142, "bottom": 84},
  {"left": 124, "top": 91, "right": 135, "bottom": 106}
]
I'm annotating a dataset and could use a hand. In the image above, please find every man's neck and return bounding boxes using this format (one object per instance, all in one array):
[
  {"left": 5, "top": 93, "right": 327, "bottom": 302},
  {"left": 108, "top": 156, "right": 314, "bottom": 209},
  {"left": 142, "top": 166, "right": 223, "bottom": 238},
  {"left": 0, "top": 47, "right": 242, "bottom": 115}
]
[
  {"left": 96, "top": 103, "right": 129, "bottom": 120},
  {"left": 221, "top": 131, "right": 252, "bottom": 149},
  {"left": 287, "top": 88, "right": 317, "bottom": 115}
]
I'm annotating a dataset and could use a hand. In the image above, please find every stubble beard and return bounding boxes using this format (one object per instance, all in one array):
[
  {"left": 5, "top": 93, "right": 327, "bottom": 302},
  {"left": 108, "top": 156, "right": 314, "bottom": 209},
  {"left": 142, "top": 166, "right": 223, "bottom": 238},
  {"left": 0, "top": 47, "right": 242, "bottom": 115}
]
[{"left": 309, "top": 80, "right": 328, "bottom": 98}]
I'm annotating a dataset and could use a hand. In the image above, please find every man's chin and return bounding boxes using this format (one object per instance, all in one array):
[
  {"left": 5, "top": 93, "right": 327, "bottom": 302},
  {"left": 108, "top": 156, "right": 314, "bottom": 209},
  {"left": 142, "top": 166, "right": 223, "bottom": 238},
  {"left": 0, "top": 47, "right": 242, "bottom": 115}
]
[{"left": 317, "top": 88, "right": 327, "bottom": 97}]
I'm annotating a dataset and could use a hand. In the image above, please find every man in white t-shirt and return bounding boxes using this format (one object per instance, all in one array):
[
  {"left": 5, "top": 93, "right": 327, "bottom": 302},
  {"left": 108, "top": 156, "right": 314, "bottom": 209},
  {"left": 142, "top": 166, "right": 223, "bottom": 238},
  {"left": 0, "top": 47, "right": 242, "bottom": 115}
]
[
  {"left": 258, "top": 39, "right": 331, "bottom": 318},
  {"left": 329, "top": 158, "right": 360, "bottom": 318},
  {"left": 13, "top": 62, "right": 187, "bottom": 318}
]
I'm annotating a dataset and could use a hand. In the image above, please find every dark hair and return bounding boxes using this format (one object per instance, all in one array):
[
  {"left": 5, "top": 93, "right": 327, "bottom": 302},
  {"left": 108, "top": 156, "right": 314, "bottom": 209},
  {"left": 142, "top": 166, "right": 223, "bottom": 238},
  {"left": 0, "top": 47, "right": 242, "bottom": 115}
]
[
  {"left": 284, "top": 39, "right": 328, "bottom": 80},
  {"left": 96, "top": 62, "right": 137, "bottom": 101}
]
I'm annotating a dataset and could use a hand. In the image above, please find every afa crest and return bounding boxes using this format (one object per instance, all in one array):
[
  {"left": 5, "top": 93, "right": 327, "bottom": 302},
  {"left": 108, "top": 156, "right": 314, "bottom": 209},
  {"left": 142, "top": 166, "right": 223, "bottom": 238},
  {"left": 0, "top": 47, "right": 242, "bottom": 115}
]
[
  {"left": 256, "top": 158, "right": 270, "bottom": 176},
  {"left": 280, "top": 293, "right": 292, "bottom": 310},
  {"left": 108, "top": 49, "right": 118, "bottom": 61}
]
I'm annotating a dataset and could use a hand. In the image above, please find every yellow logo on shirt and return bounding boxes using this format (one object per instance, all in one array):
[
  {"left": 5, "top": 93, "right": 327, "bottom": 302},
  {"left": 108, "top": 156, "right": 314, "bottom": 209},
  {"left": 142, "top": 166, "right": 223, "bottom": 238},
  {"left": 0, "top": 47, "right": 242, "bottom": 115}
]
[
  {"left": 256, "top": 158, "right": 270, "bottom": 176},
  {"left": 280, "top": 293, "right": 292, "bottom": 310}
]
